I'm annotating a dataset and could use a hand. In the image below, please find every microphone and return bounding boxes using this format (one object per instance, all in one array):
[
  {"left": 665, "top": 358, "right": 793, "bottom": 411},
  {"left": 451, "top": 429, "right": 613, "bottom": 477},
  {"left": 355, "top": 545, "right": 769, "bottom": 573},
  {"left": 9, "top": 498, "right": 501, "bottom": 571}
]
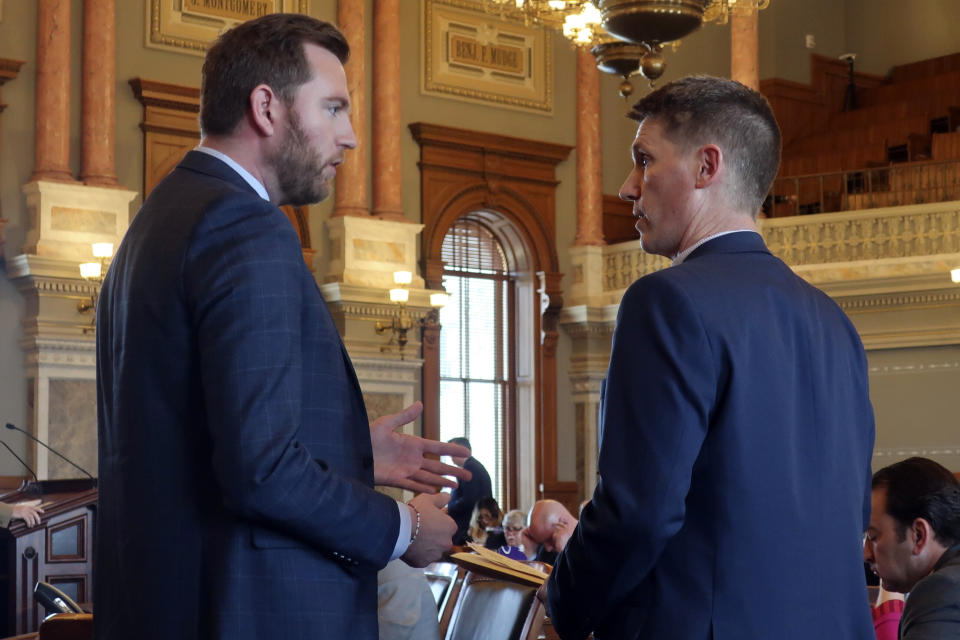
[
  {"left": 5, "top": 423, "right": 95, "bottom": 482},
  {"left": 0, "top": 439, "right": 39, "bottom": 485}
]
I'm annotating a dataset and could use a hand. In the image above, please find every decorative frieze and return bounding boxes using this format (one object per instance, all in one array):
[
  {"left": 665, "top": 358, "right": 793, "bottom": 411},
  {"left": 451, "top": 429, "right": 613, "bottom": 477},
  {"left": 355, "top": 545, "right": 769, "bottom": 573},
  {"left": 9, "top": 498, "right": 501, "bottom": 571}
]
[
  {"left": 597, "top": 202, "right": 960, "bottom": 294},
  {"left": 762, "top": 203, "right": 960, "bottom": 266}
]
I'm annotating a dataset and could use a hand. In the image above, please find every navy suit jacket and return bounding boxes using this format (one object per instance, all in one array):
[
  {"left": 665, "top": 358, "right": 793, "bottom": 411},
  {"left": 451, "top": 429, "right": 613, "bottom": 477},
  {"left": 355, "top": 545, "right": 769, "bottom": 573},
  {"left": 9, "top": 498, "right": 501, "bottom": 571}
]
[
  {"left": 547, "top": 233, "right": 876, "bottom": 639},
  {"left": 447, "top": 456, "right": 492, "bottom": 545},
  {"left": 95, "top": 151, "right": 399, "bottom": 639}
]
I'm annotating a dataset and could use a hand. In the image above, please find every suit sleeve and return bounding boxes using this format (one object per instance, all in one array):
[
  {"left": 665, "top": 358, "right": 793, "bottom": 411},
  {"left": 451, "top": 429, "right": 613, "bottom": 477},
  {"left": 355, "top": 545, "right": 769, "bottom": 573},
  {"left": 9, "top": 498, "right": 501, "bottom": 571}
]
[
  {"left": 183, "top": 194, "right": 398, "bottom": 568},
  {"left": 547, "top": 275, "right": 716, "bottom": 639},
  {"left": 899, "top": 570, "right": 960, "bottom": 639}
]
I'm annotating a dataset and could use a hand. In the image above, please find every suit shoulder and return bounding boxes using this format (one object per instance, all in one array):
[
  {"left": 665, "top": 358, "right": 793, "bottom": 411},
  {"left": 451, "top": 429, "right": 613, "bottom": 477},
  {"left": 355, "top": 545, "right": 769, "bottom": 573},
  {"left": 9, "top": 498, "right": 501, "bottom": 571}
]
[{"left": 903, "top": 563, "right": 960, "bottom": 624}]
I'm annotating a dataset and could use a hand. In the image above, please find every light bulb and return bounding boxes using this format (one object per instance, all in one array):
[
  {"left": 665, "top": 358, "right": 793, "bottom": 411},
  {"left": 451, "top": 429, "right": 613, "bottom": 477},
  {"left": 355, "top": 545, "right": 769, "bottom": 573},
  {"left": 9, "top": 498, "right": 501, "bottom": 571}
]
[
  {"left": 79, "top": 262, "right": 102, "bottom": 279},
  {"left": 92, "top": 242, "right": 114, "bottom": 258}
]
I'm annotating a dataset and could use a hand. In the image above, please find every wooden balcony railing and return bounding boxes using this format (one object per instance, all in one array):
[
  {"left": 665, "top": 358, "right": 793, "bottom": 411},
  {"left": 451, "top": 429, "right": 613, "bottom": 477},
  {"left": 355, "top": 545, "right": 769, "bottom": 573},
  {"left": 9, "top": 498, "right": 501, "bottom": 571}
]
[{"left": 771, "top": 159, "right": 960, "bottom": 217}]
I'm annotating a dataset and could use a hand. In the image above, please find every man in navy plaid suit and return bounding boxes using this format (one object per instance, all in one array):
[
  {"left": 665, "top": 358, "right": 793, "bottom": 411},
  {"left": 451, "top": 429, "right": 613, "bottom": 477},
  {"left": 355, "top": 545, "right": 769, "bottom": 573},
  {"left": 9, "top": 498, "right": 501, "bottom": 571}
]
[{"left": 95, "top": 14, "right": 469, "bottom": 639}]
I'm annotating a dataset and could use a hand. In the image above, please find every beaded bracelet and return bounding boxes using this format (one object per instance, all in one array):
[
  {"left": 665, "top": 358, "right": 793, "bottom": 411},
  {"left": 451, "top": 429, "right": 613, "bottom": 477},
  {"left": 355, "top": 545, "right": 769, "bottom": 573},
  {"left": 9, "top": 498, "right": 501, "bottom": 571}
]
[{"left": 409, "top": 503, "right": 422, "bottom": 544}]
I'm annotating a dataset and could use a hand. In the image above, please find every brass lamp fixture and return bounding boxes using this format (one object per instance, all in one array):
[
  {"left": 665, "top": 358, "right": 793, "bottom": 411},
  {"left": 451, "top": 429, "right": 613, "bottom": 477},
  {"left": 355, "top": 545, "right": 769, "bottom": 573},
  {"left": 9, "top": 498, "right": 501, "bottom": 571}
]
[
  {"left": 951, "top": 268, "right": 960, "bottom": 284},
  {"left": 375, "top": 271, "right": 450, "bottom": 360},
  {"left": 483, "top": 0, "right": 769, "bottom": 92},
  {"left": 77, "top": 242, "right": 113, "bottom": 331}
]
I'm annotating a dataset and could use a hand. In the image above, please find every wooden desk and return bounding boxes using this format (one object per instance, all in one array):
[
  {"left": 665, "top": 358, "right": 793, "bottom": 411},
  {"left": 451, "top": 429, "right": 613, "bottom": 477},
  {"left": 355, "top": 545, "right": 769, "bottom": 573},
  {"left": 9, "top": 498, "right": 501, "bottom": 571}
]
[{"left": 0, "top": 480, "right": 97, "bottom": 637}]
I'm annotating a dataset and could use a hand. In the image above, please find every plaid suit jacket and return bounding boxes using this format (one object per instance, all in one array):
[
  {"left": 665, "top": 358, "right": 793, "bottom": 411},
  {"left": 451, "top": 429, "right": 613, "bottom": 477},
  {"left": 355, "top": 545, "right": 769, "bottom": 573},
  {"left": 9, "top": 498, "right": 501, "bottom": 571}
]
[{"left": 95, "top": 151, "right": 398, "bottom": 639}]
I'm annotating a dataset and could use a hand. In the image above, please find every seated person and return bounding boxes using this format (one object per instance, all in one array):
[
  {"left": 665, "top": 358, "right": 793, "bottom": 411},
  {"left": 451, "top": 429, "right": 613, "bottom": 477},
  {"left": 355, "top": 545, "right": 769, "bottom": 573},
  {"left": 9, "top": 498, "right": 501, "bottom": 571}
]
[
  {"left": 377, "top": 559, "right": 441, "bottom": 640},
  {"left": 0, "top": 499, "right": 43, "bottom": 528},
  {"left": 494, "top": 509, "right": 532, "bottom": 561},
  {"left": 523, "top": 499, "right": 578, "bottom": 565},
  {"left": 467, "top": 497, "right": 504, "bottom": 548},
  {"left": 870, "top": 585, "right": 904, "bottom": 640},
  {"left": 864, "top": 457, "right": 960, "bottom": 639}
]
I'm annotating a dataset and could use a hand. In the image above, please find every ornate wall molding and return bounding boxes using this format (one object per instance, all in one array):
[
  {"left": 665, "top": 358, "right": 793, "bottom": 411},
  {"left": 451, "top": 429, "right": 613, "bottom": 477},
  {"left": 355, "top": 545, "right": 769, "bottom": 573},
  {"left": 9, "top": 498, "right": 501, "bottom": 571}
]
[
  {"left": 762, "top": 203, "right": 960, "bottom": 267},
  {"left": 873, "top": 446, "right": 960, "bottom": 459},
  {"left": 869, "top": 360, "right": 960, "bottom": 375},
  {"left": 598, "top": 202, "right": 960, "bottom": 292},
  {"left": 146, "top": 0, "right": 308, "bottom": 56},
  {"left": 20, "top": 338, "right": 96, "bottom": 372},
  {"left": 422, "top": 0, "right": 553, "bottom": 114}
]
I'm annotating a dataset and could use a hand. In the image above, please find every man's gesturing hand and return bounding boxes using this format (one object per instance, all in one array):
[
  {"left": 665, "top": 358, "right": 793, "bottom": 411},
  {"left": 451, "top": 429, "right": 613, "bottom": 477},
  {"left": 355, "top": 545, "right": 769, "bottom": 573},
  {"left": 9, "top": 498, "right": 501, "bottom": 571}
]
[
  {"left": 370, "top": 401, "right": 472, "bottom": 493},
  {"left": 401, "top": 492, "right": 457, "bottom": 568}
]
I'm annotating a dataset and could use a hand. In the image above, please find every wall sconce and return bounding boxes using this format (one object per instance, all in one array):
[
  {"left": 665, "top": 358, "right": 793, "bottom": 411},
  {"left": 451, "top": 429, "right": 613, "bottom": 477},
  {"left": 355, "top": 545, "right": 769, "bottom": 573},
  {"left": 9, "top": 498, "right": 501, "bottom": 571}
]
[
  {"left": 376, "top": 271, "right": 448, "bottom": 359},
  {"left": 952, "top": 268, "right": 960, "bottom": 284},
  {"left": 77, "top": 242, "right": 113, "bottom": 329}
]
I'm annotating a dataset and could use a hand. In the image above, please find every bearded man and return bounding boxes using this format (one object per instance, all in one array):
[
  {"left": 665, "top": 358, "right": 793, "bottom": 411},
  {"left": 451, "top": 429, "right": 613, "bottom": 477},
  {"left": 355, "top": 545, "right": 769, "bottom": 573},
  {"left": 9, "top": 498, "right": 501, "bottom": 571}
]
[{"left": 95, "top": 14, "right": 469, "bottom": 640}]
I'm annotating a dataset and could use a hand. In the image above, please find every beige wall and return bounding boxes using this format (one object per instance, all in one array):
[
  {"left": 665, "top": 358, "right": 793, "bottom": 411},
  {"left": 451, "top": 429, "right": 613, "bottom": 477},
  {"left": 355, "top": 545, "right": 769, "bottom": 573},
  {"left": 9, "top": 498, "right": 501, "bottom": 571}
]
[
  {"left": 867, "top": 346, "right": 960, "bottom": 471},
  {"left": 845, "top": 0, "right": 960, "bottom": 76},
  {"left": 759, "top": 0, "right": 848, "bottom": 84}
]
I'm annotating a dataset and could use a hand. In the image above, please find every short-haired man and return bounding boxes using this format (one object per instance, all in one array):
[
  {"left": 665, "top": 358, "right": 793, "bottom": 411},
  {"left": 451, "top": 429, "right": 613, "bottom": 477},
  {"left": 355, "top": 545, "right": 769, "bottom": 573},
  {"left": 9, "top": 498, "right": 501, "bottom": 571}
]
[
  {"left": 96, "top": 14, "right": 469, "bottom": 640},
  {"left": 446, "top": 437, "right": 493, "bottom": 545},
  {"left": 542, "top": 76, "right": 876, "bottom": 639},
  {"left": 865, "top": 457, "right": 960, "bottom": 638}
]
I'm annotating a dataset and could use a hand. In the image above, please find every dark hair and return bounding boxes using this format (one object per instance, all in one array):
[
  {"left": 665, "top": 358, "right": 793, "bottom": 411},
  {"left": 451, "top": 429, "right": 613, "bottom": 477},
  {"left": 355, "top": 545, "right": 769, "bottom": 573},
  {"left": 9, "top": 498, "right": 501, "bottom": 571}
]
[
  {"left": 628, "top": 75, "right": 781, "bottom": 216},
  {"left": 200, "top": 13, "right": 349, "bottom": 137},
  {"left": 478, "top": 496, "right": 500, "bottom": 516},
  {"left": 448, "top": 437, "right": 471, "bottom": 452},
  {"left": 872, "top": 457, "right": 960, "bottom": 546}
]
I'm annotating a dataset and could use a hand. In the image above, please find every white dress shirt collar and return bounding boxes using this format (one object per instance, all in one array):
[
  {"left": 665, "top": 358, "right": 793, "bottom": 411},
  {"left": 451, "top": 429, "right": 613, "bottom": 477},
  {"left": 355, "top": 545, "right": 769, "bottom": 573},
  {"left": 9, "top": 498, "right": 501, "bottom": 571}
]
[
  {"left": 672, "top": 229, "right": 760, "bottom": 266},
  {"left": 195, "top": 146, "right": 270, "bottom": 202}
]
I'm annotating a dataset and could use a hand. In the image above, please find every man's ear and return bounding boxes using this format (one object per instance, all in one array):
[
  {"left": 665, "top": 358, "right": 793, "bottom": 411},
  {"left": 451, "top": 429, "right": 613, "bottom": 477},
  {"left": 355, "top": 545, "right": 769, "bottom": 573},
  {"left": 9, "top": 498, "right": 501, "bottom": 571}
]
[
  {"left": 910, "top": 518, "right": 933, "bottom": 555},
  {"left": 248, "top": 84, "right": 279, "bottom": 137},
  {"left": 694, "top": 144, "right": 722, "bottom": 189}
]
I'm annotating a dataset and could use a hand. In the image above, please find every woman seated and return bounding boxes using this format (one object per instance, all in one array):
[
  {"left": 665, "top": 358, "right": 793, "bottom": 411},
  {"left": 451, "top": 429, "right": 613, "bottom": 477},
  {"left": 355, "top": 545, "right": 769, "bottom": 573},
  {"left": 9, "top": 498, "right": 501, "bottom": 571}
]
[
  {"left": 497, "top": 509, "right": 534, "bottom": 561},
  {"left": 467, "top": 497, "right": 504, "bottom": 548}
]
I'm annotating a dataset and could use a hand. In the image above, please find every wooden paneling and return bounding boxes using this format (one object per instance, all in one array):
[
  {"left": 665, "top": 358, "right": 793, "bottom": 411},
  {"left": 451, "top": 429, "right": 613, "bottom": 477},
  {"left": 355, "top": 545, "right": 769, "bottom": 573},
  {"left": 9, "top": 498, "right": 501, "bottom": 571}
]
[
  {"left": 760, "top": 54, "right": 885, "bottom": 151},
  {"left": 933, "top": 132, "right": 960, "bottom": 161},
  {"left": 602, "top": 194, "right": 636, "bottom": 245},
  {"left": 891, "top": 53, "right": 960, "bottom": 84},
  {"left": 0, "top": 481, "right": 96, "bottom": 637}
]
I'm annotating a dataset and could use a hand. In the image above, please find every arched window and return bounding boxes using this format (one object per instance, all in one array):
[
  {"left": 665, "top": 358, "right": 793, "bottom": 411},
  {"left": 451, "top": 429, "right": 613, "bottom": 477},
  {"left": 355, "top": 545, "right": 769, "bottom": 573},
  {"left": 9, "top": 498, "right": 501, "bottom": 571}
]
[{"left": 439, "top": 217, "right": 516, "bottom": 507}]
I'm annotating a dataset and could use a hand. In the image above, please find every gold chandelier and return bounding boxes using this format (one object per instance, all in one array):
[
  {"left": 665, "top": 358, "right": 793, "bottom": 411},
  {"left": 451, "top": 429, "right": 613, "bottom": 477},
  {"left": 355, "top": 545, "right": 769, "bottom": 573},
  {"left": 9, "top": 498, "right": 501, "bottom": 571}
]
[{"left": 483, "top": 0, "right": 769, "bottom": 93}]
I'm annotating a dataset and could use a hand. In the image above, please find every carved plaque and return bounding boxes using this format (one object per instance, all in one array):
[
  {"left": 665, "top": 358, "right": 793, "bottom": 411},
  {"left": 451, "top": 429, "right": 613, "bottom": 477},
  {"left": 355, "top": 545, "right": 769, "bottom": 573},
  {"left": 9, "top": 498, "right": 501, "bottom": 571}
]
[
  {"left": 147, "top": 0, "right": 308, "bottom": 56},
  {"left": 422, "top": 0, "right": 553, "bottom": 114}
]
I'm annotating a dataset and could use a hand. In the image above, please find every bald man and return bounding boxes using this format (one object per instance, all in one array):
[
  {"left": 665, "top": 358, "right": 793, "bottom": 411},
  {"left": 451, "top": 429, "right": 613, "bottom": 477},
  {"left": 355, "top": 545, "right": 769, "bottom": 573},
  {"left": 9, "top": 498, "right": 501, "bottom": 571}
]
[{"left": 524, "top": 500, "right": 578, "bottom": 565}]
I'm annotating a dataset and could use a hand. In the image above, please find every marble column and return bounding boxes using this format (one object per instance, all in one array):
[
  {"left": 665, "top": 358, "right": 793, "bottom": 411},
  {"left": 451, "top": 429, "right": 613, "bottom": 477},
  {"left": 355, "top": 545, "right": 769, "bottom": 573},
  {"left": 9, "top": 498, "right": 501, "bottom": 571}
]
[
  {"left": 575, "top": 49, "right": 604, "bottom": 246},
  {"left": 371, "top": 0, "right": 405, "bottom": 221},
  {"left": 730, "top": 5, "right": 760, "bottom": 91},
  {"left": 31, "top": 0, "right": 75, "bottom": 183},
  {"left": 81, "top": 0, "right": 118, "bottom": 186},
  {"left": 334, "top": 0, "right": 369, "bottom": 217}
]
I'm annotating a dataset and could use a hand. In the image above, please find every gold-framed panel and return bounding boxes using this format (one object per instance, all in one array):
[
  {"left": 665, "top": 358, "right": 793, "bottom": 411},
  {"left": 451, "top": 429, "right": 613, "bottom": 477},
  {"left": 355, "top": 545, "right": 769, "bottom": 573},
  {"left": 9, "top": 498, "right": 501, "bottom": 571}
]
[
  {"left": 146, "top": 0, "right": 309, "bottom": 57},
  {"left": 422, "top": 0, "right": 553, "bottom": 115}
]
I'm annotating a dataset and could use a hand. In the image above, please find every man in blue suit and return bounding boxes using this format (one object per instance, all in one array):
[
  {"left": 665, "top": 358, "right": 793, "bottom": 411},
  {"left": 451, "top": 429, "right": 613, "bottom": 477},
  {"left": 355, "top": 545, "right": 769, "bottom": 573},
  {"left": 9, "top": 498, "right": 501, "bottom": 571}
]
[
  {"left": 543, "top": 77, "right": 876, "bottom": 639},
  {"left": 96, "top": 14, "right": 469, "bottom": 640}
]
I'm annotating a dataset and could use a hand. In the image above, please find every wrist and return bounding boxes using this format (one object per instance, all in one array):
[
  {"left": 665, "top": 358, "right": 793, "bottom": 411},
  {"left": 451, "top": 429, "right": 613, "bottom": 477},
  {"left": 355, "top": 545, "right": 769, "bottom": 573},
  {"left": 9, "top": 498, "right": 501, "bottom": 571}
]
[{"left": 408, "top": 503, "right": 421, "bottom": 545}]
